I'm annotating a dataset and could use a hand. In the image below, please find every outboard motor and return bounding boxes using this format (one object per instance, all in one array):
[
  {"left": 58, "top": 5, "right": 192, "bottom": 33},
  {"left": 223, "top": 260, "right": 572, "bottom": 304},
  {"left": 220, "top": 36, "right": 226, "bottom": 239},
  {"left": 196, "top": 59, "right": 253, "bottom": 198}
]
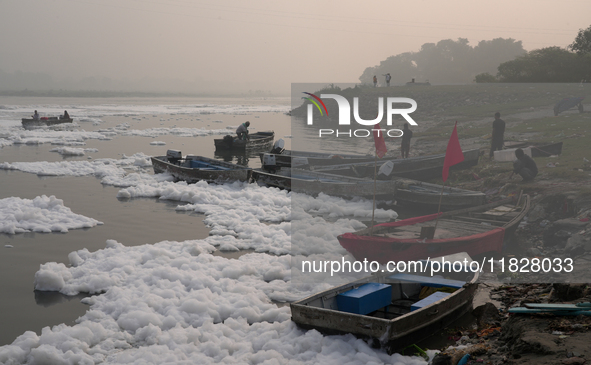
[
  {"left": 262, "top": 153, "right": 278, "bottom": 173},
  {"left": 166, "top": 149, "right": 182, "bottom": 165},
  {"left": 270, "top": 139, "right": 285, "bottom": 154}
]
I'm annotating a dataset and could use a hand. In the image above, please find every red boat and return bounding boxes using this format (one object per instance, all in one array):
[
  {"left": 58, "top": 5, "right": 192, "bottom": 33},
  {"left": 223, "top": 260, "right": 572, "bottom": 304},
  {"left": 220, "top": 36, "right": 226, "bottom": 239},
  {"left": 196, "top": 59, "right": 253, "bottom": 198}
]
[{"left": 338, "top": 194, "right": 530, "bottom": 263}]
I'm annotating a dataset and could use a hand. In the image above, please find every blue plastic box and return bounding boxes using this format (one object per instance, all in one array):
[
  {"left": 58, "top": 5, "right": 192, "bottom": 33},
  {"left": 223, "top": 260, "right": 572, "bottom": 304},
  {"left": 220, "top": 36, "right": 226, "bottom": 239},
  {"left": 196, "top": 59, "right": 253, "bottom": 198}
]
[
  {"left": 336, "top": 283, "right": 391, "bottom": 315},
  {"left": 411, "top": 291, "right": 450, "bottom": 312}
]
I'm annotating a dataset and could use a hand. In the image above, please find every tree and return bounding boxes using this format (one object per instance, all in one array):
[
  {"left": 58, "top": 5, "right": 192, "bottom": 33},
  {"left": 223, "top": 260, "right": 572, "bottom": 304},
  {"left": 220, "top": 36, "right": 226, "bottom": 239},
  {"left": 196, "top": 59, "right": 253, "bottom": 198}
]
[
  {"left": 358, "top": 38, "right": 525, "bottom": 85},
  {"left": 569, "top": 24, "right": 591, "bottom": 54},
  {"left": 496, "top": 47, "right": 591, "bottom": 82},
  {"left": 474, "top": 73, "right": 497, "bottom": 83}
]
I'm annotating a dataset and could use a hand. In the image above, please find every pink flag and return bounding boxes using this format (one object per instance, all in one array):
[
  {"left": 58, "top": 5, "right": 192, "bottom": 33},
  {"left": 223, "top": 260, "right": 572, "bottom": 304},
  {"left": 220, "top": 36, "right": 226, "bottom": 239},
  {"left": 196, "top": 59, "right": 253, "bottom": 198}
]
[
  {"left": 373, "top": 124, "right": 387, "bottom": 158},
  {"left": 442, "top": 122, "right": 464, "bottom": 182}
]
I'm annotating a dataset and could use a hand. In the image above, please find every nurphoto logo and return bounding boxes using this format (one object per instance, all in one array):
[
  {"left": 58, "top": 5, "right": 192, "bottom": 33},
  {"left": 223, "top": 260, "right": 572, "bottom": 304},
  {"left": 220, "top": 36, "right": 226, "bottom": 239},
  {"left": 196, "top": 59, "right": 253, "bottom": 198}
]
[{"left": 304, "top": 92, "right": 418, "bottom": 138}]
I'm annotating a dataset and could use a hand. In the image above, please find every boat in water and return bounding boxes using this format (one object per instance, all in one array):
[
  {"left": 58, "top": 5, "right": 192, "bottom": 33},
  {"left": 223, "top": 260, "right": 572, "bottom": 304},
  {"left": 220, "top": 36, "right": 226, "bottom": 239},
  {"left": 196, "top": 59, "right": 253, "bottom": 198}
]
[
  {"left": 151, "top": 150, "right": 251, "bottom": 183},
  {"left": 338, "top": 193, "right": 530, "bottom": 263},
  {"left": 22, "top": 117, "right": 73, "bottom": 129},
  {"left": 214, "top": 131, "right": 274, "bottom": 151},
  {"left": 252, "top": 167, "right": 485, "bottom": 208},
  {"left": 251, "top": 167, "right": 398, "bottom": 199},
  {"left": 310, "top": 148, "right": 481, "bottom": 181},
  {"left": 291, "top": 252, "right": 479, "bottom": 353}
]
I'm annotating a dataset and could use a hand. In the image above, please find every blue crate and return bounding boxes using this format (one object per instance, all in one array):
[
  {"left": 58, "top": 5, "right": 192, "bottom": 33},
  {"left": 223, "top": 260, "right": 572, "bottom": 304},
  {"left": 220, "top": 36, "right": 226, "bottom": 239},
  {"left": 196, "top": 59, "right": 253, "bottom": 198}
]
[
  {"left": 336, "top": 283, "right": 391, "bottom": 315},
  {"left": 411, "top": 292, "right": 450, "bottom": 312}
]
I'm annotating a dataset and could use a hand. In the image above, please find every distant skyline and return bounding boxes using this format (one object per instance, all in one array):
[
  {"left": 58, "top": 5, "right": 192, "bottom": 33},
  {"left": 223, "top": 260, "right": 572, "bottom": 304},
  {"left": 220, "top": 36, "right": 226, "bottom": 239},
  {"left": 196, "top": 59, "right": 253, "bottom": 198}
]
[{"left": 1, "top": 0, "right": 590, "bottom": 94}]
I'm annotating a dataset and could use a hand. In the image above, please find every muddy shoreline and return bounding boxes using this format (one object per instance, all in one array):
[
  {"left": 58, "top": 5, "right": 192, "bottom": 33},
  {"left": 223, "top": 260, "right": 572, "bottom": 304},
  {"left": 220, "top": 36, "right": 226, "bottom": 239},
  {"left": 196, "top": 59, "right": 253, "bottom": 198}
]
[{"left": 381, "top": 85, "right": 591, "bottom": 364}]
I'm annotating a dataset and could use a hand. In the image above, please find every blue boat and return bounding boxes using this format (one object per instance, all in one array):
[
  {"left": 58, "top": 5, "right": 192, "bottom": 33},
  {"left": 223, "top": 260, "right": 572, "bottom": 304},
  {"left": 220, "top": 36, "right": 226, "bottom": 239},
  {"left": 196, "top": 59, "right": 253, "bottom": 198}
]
[{"left": 151, "top": 150, "right": 251, "bottom": 183}]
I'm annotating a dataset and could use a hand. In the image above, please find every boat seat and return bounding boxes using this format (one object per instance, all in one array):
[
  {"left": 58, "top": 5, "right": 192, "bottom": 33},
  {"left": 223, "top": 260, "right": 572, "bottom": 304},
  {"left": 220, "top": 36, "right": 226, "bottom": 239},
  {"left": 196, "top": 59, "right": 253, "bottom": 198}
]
[
  {"left": 411, "top": 292, "right": 450, "bottom": 311},
  {"left": 387, "top": 273, "right": 465, "bottom": 289},
  {"left": 336, "top": 283, "right": 392, "bottom": 315}
]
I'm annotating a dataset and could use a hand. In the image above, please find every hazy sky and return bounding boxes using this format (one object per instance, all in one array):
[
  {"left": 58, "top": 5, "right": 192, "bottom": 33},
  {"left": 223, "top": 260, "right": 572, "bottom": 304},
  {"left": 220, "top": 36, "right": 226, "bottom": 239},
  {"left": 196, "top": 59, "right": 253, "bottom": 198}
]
[{"left": 1, "top": 0, "right": 590, "bottom": 93}]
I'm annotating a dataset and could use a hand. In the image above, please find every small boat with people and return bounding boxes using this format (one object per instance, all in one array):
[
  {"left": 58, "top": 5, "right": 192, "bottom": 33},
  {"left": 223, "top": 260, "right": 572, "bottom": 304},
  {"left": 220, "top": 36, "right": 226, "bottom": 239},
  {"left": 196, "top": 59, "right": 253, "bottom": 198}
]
[
  {"left": 291, "top": 252, "right": 479, "bottom": 353},
  {"left": 151, "top": 150, "right": 252, "bottom": 183},
  {"left": 337, "top": 193, "right": 530, "bottom": 263},
  {"left": 214, "top": 131, "right": 275, "bottom": 151},
  {"left": 22, "top": 117, "right": 73, "bottom": 129}
]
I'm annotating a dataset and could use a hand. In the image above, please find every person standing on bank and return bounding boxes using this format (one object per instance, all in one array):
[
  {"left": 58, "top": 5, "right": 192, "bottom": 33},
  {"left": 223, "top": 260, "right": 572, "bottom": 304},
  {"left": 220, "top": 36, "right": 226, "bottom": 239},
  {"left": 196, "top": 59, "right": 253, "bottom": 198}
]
[
  {"left": 489, "top": 112, "right": 505, "bottom": 159},
  {"left": 401, "top": 123, "right": 412, "bottom": 158},
  {"left": 236, "top": 121, "right": 250, "bottom": 140},
  {"left": 373, "top": 75, "right": 377, "bottom": 87},
  {"left": 383, "top": 73, "right": 391, "bottom": 87},
  {"left": 510, "top": 148, "right": 538, "bottom": 182}
]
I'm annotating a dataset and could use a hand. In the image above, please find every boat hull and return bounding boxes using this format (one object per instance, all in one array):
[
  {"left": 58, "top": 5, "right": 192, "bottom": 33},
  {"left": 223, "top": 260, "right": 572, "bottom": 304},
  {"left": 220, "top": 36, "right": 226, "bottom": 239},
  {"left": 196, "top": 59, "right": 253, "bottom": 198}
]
[
  {"left": 290, "top": 256, "right": 479, "bottom": 353},
  {"left": 338, "top": 195, "right": 530, "bottom": 263},
  {"left": 214, "top": 131, "right": 274, "bottom": 151},
  {"left": 151, "top": 155, "right": 251, "bottom": 183},
  {"left": 311, "top": 149, "right": 481, "bottom": 181},
  {"left": 252, "top": 167, "right": 485, "bottom": 208},
  {"left": 22, "top": 118, "right": 73, "bottom": 129},
  {"left": 252, "top": 168, "right": 397, "bottom": 199}
]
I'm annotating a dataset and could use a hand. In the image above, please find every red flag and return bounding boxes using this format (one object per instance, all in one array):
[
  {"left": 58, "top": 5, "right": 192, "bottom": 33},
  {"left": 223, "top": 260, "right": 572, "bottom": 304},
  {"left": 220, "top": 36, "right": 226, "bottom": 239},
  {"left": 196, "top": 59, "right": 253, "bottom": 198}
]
[
  {"left": 442, "top": 122, "right": 464, "bottom": 182},
  {"left": 373, "top": 123, "right": 387, "bottom": 158}
]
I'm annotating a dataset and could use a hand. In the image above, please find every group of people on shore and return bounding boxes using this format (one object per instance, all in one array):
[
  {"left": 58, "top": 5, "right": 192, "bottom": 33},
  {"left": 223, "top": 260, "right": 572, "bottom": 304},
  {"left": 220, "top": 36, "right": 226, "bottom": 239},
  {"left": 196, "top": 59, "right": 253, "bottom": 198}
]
[
  {"left": 488, "top": 111, "right": 538, "bottom": 182},
  {"left": 372, "top": 73, "right": 392, "bottom": 87}
]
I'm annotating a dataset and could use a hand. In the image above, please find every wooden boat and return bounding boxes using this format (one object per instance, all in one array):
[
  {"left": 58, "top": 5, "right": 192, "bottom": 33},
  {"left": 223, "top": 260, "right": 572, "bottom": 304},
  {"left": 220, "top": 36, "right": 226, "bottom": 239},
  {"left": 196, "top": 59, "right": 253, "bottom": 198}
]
[
  {"left": 21, "top": 117, "right": 73, "bottom": 129},
  {"left": 214, "top": 131, "right": 274, "bottom": 151},
  {"left": 151, "top": 150, "right": 251, "bottom": 183},
  {"left": 252, "top": 167, "right": 485, "bottom": 208},
  {"left": 310, "top": 148, "right": 481, "bottom": 181},
  {"left": 392, "top": 178, "right": 486, "bottom": 210},
  {"left": 251, "top": 167, "right": 397, "bottom": 199},
  {"left": 291, "top": 252, "right": 478, "bottom": 352},
  {"left": 503, "top": 142, "right": 563, "bottom": 158},
  {"left": 258, "top": 150, "right": 376, "bottom": 168},
  {"left": 338, "top": 194, "right": 530, "bottom": 264}
]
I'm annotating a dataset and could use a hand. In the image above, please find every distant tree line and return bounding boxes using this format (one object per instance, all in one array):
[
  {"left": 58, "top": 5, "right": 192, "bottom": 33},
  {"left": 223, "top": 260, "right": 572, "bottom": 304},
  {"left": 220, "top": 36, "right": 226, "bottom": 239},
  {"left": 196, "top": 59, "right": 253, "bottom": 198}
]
[
  {"left": 359, "top": 38, "right": 526, "bottom": 85},
  {"left": 475, "top": 24, "right": 591, "bottom": 83}
]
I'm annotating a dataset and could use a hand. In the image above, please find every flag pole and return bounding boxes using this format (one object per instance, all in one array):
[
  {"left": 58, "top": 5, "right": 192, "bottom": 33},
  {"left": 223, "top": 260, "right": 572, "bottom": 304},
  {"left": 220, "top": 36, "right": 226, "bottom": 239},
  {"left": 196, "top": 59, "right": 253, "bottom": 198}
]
[
  {"left": 432, "top": 181, "right": 446, "bottom": 234},
  {"left": 371, "top": 152, "right": 377, "bottom": 236}
]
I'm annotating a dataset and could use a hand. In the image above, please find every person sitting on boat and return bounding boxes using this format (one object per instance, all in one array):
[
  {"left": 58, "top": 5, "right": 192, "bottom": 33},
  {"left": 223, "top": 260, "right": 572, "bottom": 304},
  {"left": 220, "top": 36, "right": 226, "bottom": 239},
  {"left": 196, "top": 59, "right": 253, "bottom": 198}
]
[
  {"left": 510, "top": 148, "right": 538, "bottom": 182},
  {"left": 32, "top": 110, "right": 39, "bottom": 120},
  {"left": 61, "top": 110, "right": 70, "bottom": 119},
  {"left": 236, "top": 121, "right": 250, "bottom": 140}
]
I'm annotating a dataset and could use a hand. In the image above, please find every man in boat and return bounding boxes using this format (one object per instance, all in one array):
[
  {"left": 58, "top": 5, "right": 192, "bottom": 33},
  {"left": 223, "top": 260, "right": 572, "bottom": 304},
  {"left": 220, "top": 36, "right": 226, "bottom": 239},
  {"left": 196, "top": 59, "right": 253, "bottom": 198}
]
[
  {"left": 511, "top": 148, "right": 538, "bottom": 182},
  {"left": 32, "top": 110, "right": 40, "bottom": 120},
  {"left": 401, "top": 123, "right": 412, "bottom": 158},
  {"left": 61, "top": 110, "right": 70, "bottom": 119},
  {"left": 489, "top": 112, "right": 505, "bottom": 159},
  {"left": 236, "top": 121, "right": 250, "bottom": 140}
]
